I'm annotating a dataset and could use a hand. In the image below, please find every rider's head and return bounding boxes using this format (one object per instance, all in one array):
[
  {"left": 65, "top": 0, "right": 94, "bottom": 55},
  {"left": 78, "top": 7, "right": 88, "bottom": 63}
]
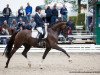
[
  {"left": 35, "top": 6, "right": 42, "bottom": 14},
  {"left": 7, "top": 4, "right": 9, "bottom": 8}
]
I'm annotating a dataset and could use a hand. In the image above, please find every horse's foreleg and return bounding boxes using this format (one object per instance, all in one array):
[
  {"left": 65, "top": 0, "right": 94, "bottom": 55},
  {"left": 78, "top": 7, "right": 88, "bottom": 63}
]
[
  {"left": 52, "top": 44, "right": 70, "bottom": 58},
  {"left": 52, "top": 45, "right": 72, "bottom": 62}
]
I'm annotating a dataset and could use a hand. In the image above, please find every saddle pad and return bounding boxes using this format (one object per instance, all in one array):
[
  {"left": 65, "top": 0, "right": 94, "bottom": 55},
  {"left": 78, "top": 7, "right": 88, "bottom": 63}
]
[{"left": 31, "top": 30, "right": 39, "bottom": 38}]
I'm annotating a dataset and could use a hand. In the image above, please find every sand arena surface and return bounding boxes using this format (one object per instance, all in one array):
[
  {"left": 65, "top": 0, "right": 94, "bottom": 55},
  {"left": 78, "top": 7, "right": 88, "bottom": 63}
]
[{"left": 0, "top": 52, "right": 100, "bottom": 75}]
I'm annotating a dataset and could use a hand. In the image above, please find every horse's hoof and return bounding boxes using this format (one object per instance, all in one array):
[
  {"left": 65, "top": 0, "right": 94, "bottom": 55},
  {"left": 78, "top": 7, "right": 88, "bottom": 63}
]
[
  {"left": 5, "top": 66, "right": 8, "bottom": 68},
  {"left": 40, "top": 67, "right": 43, "bottom": 69},
  {"left": 69, "top": 60, "right": 72, "bottom": 62},
  {"left": 68, "top": 58, "right": 72, "bottom": 63},
  {"left": 68, "top": 59, "right": 72, "bottom": 63}
]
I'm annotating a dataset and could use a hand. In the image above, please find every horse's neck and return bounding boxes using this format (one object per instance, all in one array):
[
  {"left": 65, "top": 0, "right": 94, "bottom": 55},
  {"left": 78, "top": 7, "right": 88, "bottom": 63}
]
[
  {"left": 50, "top": 22, "right": 66, "bottom": 34},
  {"left": 52, "top": 24, "right": 60, "bottom": 31}
]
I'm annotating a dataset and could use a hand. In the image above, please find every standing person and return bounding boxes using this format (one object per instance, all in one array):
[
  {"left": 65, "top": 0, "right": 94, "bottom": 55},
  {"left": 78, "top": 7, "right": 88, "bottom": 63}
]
[
  {"left": 34, "top": 6, "right": 45, "bottom": 42},
  {"left": 18, "top": 6, "right": 24, "bottom": 19},
  {"left": 25, "top": 3, "right": 32, "bottom": 22},
  {"left": 60, "top": 4, "right": 68, "bottom": 22},
  {"left": 45, "top": 6, "right": 52, "bottom": 24},
  {"left": 3, "top": 4, "right": 12, "bottom": 23},
  {"left": 51, "top": 4, "right": 58, "bottom": 25}
]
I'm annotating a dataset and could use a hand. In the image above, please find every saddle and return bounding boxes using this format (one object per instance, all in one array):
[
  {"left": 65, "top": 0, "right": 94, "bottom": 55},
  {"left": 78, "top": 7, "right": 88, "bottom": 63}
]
[
  {"left": 31, "top": 27, "right": 47, "bottom": 39},
  {"left": 31, "top": 29, "right": 39, "bottom": 38}
]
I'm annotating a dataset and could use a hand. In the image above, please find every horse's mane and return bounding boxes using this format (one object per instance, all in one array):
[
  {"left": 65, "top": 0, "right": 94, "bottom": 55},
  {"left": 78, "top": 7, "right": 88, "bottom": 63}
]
[{"left": 51, "top": 22, "right": 66, "bottom": 31}]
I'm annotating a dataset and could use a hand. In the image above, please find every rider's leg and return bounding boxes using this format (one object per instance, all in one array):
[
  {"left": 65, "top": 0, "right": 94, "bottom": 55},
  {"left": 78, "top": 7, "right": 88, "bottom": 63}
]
[{"left": 38, "top": 33, "right": 43, "bottom": 43}]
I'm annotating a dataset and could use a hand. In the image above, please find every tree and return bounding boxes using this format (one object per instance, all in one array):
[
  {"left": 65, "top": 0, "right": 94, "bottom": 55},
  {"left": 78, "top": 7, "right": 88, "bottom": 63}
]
[{"left": 78, "top": 0, "right": 81, "bottom": 13}]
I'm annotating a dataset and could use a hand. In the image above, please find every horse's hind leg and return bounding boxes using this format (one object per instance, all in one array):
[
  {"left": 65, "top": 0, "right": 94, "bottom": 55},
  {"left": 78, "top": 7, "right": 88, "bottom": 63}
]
[
  {"left": 22, "top": 44, "right": 31, "bottom": 67},
  {"left": 5, "top": 44, "right": 22, "bottom": 68},
  {"left": 22, "top": 44, "right": 31, "bottom": 58}
]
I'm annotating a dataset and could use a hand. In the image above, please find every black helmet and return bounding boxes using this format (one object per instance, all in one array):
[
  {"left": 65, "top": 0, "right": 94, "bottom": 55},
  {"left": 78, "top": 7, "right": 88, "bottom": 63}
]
[{"left": 35, "top": 6, "right": 42, "bottom": 12}]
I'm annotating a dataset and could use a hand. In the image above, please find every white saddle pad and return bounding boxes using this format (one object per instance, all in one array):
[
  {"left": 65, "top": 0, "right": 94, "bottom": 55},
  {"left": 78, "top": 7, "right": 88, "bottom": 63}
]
[
  {"left": 31, "top": 30, "right": 39, "bottom": 38},
  {"left": 31, "top": 28, "right": 48, "bottom": 38}
]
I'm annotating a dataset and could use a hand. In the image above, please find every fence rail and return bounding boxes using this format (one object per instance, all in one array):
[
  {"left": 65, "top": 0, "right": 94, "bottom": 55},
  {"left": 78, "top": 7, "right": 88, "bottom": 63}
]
[
  {"left": 0, "top": 35, "right": 11, "bottom": 38},
  {"left": 0, "top": 44, "right": 100, "bottom": 52},
  {"left": 0, "top": 34, "right": 96, "bottom": 44}
]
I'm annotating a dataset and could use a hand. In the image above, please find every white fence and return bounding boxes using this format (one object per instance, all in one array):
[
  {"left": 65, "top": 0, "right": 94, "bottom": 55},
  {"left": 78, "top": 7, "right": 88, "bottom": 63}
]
[
  {"left": 0, "top": 35, "right": 99, "bottom": 52},
  {"left": 0, "top": 44, "right": 100, "bottom": 52}
]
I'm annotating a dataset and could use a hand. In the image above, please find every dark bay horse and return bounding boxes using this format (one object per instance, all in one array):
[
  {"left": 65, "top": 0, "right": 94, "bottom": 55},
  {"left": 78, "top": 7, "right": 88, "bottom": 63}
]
[{"left": 4, "top": 22, "right": 70, "bottom": 68}]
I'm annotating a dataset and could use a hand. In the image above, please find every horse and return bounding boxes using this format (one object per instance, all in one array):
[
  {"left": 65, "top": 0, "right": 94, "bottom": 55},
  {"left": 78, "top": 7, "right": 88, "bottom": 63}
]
[{"left": 3, "top": 22, "right": 71, "bottom": 68}]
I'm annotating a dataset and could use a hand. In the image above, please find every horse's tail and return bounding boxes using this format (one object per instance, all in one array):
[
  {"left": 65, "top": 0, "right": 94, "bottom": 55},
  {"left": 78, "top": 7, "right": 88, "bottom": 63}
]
[{"left": 3, "top": 32, "right": 18, "bottom": 58}]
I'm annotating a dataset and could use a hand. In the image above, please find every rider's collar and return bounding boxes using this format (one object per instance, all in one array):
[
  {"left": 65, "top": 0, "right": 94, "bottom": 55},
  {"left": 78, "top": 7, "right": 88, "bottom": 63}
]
[{"left": 36, "top": 12, "right": 41, "bottom": 17}]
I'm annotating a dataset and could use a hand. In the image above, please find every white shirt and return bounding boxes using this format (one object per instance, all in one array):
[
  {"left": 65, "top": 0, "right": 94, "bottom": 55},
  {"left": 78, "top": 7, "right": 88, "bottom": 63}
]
[{"left": 36, "top": 12, "right": 41, "bottom": 17}]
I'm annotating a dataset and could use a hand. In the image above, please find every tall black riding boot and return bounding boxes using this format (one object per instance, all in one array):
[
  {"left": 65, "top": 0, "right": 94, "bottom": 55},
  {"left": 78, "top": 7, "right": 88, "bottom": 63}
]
[{"left": 38, "top": 33, "right": 43, "bottom": 43}]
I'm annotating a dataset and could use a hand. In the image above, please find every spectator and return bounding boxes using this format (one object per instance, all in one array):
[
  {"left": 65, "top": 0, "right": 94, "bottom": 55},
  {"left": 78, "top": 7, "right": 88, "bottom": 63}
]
[
  {"left": 25, "top": 22, "right": 32, "bottom": 30},
  {"left": 17, "top": 18, "right": 25, "bottom": 31},
  {"left": 1, "top": 20, "right": 9, "bottom": 44},
  {"left": 30, "top": 18, "right": 36, "bottom": 29},
  {"left": 0, "top": 26, "right": 2, "bottom": 34},
  {"left": 3, "top": 4, "right": 12, "bottom": 23},
  {"left": 2, "top": 20, "right": 9, "bottom": 32},
  {"left": 51, "top": 4, "right": 58, "bottom": 25},
  {"left": 60, "top": 4, "right": 68, "bottom": 22},
  {"left": 45, "top": 6, "right": 52, "bottom": 24},
  {"left": 25, "top": 3, "right": 32, "bottom": 22},
  {"left": 18, "top": 6, "right": 24, "bottom": 19},
  {"left": 22, "top": 22, "right": 26, "bottom": 30},
  {"left": 67, "top": 27, "right": 72, "bottom": 35},
  {"left": 89, "top": 20, "right": 94, "bottom": 33},
  {"left": 10, "top": 19, "right": 17, "bottom": 31},
  {"left": 66, "top": 18, "right": 75, "bottom": 30}
]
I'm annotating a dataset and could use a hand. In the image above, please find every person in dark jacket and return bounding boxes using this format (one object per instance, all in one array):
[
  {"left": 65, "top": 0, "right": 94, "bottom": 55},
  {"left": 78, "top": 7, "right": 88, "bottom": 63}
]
[
  {"left": 25, "top": 3, "right": 32, "bottom": 22},
  {"left": 25, "top": 21, "right": 32, "bottom": 30},
  {"left": 18, "top": 6, "right": 24, "bottom": 19},
  {"left": 34, "top": 6, "right": 45, "bottom": 42},
  {"left": 51, "top": 4, "right": 58, "bottom": 25},
  {"left": 17, "top": 18, "right": 25, "bottom": 31},
  {"left": 45, "top": 6, "right": 52, "bottom": 24},
  {"left": 3, "top": 4, "right": 12, "bottom": 23},
  {"left": 60, "top": 4, "right": 68, "bottom": 21},
  {"left": 66, "top": 18, "right": 75, "bottom": 30}
]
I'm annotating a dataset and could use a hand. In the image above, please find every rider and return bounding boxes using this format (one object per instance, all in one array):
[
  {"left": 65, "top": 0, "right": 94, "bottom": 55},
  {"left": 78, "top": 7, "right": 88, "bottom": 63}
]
[{"left": 34, "top": 6, "right": 45, "bottom": 43}]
